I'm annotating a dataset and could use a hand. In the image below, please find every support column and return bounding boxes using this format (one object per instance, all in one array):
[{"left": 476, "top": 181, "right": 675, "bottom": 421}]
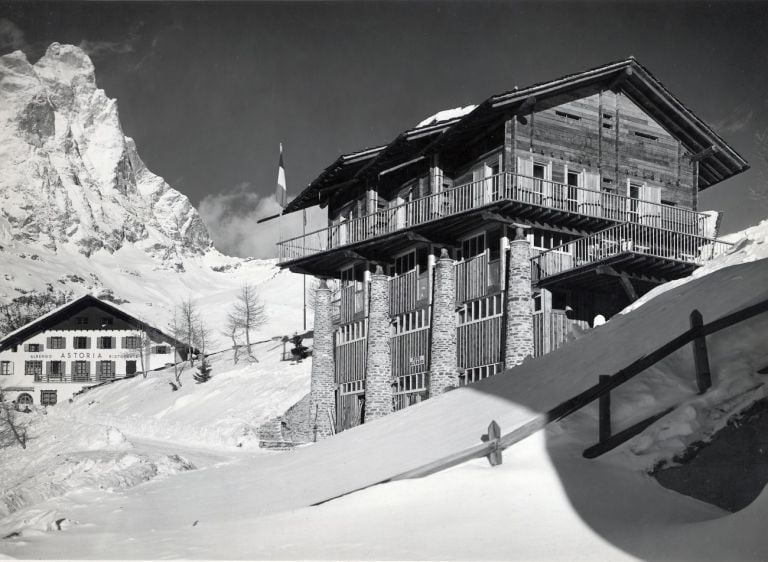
[
  {"left": 429, "top": 249, "right": 458, "bottom": 396},
  {"left": 364, "top": 266, "right": 392, "bottom": 421},
  {"left": 309, "top": 279, "right": 336, "bottom": 440},
  {"left": 505, "top": 228, "right": 534, "bottom": 368}
]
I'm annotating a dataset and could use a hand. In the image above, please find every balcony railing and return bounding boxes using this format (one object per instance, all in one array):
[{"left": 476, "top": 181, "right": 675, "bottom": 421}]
[
  {"left": 33, "top": 372, "right": 122, "bottom": 383},
  {"left": 278, "top": 172, "right": 709, "bottom": 263},
  {"left": 530, "top": 222, "right": 733, "bottom": 283}
]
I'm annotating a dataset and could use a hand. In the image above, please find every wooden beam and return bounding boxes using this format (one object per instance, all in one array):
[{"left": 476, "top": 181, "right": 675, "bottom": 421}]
[
  {"left": 379, "top": 155, "right": 426, "bottom": 177},
  {"left": 607, "top": 66, "right": 633, "bottom": 91},
  {"left": 480, "top": 211, "right": 530, "bottom": 230},
  {"left": 595, "top": 264, "right": 638, "bottom": 301}
]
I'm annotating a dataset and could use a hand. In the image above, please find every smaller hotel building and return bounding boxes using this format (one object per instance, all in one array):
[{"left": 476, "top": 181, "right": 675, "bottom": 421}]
[{"left": 0, "top": 294, "right": 188, "bottom": 407}]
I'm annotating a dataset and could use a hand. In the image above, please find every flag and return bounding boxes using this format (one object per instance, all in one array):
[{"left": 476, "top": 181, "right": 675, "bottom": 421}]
[{"left": 276, "top": 143, "right": 287, "bottom": 208}]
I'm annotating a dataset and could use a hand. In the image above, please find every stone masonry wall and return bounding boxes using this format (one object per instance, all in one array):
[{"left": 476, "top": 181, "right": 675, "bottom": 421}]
[
  {"left": 309, "top": 279, "right": 336, "bottom": 440},
  {"left": 429, "top": 249, "right": 458, "bottom": 396},
  {"left": 505, "top": 233, "right": 534, "bottom": 367},
  {"left": 364, "top": 266, "right": 393, "bottom": 421}
]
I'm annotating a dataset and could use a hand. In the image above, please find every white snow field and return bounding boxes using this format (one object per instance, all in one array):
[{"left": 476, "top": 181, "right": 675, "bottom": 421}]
[{"left": 1, "top": 223, "right": 768, "bottom": 559}]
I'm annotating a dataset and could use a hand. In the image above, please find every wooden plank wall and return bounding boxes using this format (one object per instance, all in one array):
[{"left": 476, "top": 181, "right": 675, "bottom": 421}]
[
  {"left": 515, "top": 91, "right": 696, "bottom": 210},
  {"left": 391, "top": 325, "right": 431, "bottom": 378},
  {"left": 457, "top": 316, "right": 503, "bottom": 369}
]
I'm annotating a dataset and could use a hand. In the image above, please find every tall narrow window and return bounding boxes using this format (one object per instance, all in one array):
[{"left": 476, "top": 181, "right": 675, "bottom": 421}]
[{"left": 533, "top": 163, "right": 546, "bottom": 196}]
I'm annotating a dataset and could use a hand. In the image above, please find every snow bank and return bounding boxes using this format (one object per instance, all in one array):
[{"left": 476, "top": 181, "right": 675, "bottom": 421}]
[
  {"left": 54, "top": 339, "right": 311, "bottom": 449},
  {"left": 0, "top": 410, "right": 194, "bottom": 538}
]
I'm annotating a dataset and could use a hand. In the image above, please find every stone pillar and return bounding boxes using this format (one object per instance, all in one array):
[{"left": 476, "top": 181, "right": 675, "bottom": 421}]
[
  {"left": 309, "top": 279, "right": 336, "bottom": 440},
  {"left": 429, "top": 249, "right": 458, "bottom": 396},
  {"left": 364, "top": 266, "right": 392, "bottom": 421},
  {"left": 505, "top": 228, "right": 534, "bottom": 368}
]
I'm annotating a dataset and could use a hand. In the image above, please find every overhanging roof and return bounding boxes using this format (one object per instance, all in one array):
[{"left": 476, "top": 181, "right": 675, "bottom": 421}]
[
  {"left": 0, "top": 294, "right": 188, "bottom": 352},
  {"left": 284, "top": 57, "right": 748, "bottom": 213},
  {"left": 283, "top": 118, "right": 461, "bottom": 213}
]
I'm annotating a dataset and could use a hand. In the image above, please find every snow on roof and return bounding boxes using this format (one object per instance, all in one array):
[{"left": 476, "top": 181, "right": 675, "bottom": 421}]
[{"left": 416, "top": 105, "right": 477, "bottom": 128}]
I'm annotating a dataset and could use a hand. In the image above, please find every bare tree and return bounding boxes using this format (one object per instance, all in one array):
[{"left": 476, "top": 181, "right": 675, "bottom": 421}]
[
  {"left": 228, "top": 284, "right": 266, "bottom": 359},
  {"left": 177, "top": 297, "right": 200, "bottom": 368},
  {"left": 135, "top": 325, "right": 152, "bottom": 379},
  {"left": 0, "top": 389, "right": 28, "bottom": 449},
  {"left": 169, "top": 311, "right": 185, "bottom": 389},
  {"left": 223, "top": 312, "right": 242, "bottom": 364}
]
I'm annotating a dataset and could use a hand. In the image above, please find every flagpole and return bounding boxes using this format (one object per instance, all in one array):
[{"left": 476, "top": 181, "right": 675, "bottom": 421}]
[{"left": 303, "top": 208, "right": 307, "bottom": 331}]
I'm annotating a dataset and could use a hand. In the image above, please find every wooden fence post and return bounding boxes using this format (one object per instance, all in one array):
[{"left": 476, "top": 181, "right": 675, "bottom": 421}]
[
  {"left": 599, "top": 375, "right": 611, "bottom": 443},
  {"left": 485, "top": 420, "right": 503, "bottom": 466},
  {"left": 690, "top": 310, "right": 712, "bottom": 394}
]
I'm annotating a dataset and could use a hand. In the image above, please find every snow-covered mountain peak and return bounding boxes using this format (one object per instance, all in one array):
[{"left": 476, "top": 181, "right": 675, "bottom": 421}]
[{"left": 0, "top": 43, "right": 212, "bottom": 262}]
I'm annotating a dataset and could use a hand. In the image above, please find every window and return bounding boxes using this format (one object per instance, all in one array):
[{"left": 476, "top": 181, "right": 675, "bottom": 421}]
[
  {"left": 48, "top": 361, "right": 65, "bottom": 376},
  {"left": 460, "top": 233, "right": 486, "bottom": 260},
  {"left": 555, "top": 110, "right": 581, "bottom": 121},
  {"left": 566, "top": 171, "right": 580, "bottom": 209},
  {"left": 0, "top": 361, "right": 11, "bottom": 375},
  {"left": 24, "top": 343, "right": 43, "bottom": 352},
  {"left": 126, "top": 360, "right": 137, "bottom": 375},
  {"left": 634, "top": 131, "right": 658, "bottom": 141},
  {"left": 25, "top": 361, "right": 42, "bottom": 375},
  {"left": 97, "top": 361, "right": 115, "bottom": 379},
  {"left": 48, "top": 336, "right": 65, "bottom": 349},
  {"left": 123, "top": 336, "right": 140, "bottom": 349},
  {"left": 340, "top": 266, "right": 355, "bottom": 288},
  {"left": 100, "top": 317, "right": 114, "bottom": 327},
  {"left": 76, "top": 317, "right": 88, "bottom": 326},
  {"left": 73, "top": 361, "right": 90, "bottom": 382},
  {"left": 97, "top": 336, "right": 115, "bottom": 349},
  {"left": 153, "top": 345, "right": 169, "bottom": 354},
  {"left": 627, "top": 180, "right": 643, "bottom": 221},
  {"left": 73, "top": 337, "right": 90, "bottom": 349},
  {"left": 393, "top": 251, "right": 416, "bottom": 276},
  {"left": 40, "top": 390, "right": 57, "bottom": 406}
]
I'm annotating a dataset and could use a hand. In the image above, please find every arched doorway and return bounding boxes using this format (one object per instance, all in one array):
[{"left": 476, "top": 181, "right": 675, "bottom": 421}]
[{"left": 17, "top": 393, "right": 33, "bottom": 408}]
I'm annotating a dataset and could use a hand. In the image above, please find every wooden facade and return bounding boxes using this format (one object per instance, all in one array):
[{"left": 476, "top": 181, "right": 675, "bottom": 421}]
[{"left": 278, "top": 58, "right": 748, "bottom": 432}]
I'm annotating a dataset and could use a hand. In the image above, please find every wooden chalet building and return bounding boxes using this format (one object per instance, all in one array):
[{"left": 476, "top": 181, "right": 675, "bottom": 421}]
[
  {"left": 277, "top": 58, "right": 748, "bottom": 438},
  {"left": 0, "top": 295, "right": 189, "bottom": 407}
]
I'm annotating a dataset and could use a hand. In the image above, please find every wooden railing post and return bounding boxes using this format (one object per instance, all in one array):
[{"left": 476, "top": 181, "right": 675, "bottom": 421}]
[
  {"left": 599, "top": 375, "right": 611, "bottom": 443},
  {"left": 690, "top": 309, "right": 712, "bottom": 393}
]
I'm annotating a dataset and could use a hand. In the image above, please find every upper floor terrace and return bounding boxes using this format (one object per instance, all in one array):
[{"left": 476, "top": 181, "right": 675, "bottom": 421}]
[{"left": 278, "top": 171, "right": 710, "bottom": 273}]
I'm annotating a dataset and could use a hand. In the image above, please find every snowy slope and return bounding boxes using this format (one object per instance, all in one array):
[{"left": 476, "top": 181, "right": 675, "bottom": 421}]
[{"left": 2, "top": 252, "right": 768, "bottom": 558}]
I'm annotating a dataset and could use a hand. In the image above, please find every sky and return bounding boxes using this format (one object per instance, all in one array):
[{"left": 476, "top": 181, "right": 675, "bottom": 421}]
[{"left": 1, "top": 1, "right": 767, "bottom": 257}]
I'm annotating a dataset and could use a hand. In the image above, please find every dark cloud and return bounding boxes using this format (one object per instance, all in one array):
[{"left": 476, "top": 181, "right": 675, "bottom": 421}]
[{"left": 0, "top": 18, "right": 28, "bottom": 54}]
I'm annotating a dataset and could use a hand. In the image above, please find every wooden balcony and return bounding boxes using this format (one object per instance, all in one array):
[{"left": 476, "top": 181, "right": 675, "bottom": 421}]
[
  {"left": 530, "top": 223, "right": 733, "bottom": 292},
  {"left": 278, "top": 172, "right": 709, "bottom": 268}
]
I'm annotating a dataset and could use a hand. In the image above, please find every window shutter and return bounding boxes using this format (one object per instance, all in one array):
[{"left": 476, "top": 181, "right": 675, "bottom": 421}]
[
  {"left": 23, "top": 344, "right": 29, "bottom": 352},
  {"left": 86, "top": 337, "right": 91, "bottom": 349},
  {"left": 111, "top": 361, "right": 116, "bottom": 375},
  {"left": 71, "top": 361, "right": 76, "bottom": 376},
  {"left": 96, "top": 337, "right": 102, "bottom": 349},
  {"left": 45, "top": 361, "right": 51, "bottom": 374},
  {"left": 47, "top": 337, "right": 52, "bottom": 348},
  {"left": 517, "top": 157, "right": 534, "bottom": 192},
  {"left": 121, "top": 336, "right": 127, "bottom": 348}
]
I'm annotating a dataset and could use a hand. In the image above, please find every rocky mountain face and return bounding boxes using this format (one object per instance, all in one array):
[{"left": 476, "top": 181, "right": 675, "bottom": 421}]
[{"left": 0, "top": 43, "right": 212, "bottom": 266}]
